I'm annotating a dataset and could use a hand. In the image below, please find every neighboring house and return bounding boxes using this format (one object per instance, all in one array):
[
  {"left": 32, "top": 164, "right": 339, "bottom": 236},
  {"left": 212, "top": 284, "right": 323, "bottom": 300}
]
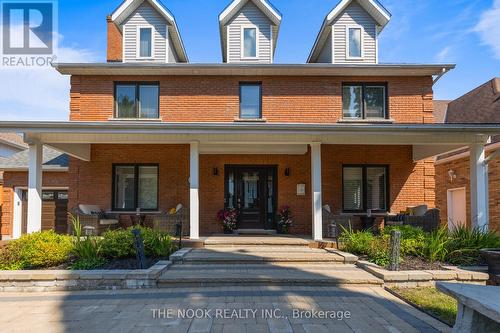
[
  {"left": 0, "top": 0, "right": 499, "bottom": 240},
  {"left": 435, "top": 78, "right": 500, "bottom": 233}
]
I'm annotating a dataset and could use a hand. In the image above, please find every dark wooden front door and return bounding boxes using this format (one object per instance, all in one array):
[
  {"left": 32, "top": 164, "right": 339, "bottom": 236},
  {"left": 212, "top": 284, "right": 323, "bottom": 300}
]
[{"left": 225, "top": 166, "right": 277, "bottom": 230}]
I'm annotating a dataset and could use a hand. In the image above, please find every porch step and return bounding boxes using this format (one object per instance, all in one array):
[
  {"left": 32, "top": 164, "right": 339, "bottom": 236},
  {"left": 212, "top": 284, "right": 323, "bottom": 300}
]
[
  {"left": 234, "top": 229, "right": 277, "bottom": 235},
  {"left": 158, "top": 263, "right": 382, "bottom": 287},
  {"left": 203, "top": 235, "right": 311, "bottom": 247}
]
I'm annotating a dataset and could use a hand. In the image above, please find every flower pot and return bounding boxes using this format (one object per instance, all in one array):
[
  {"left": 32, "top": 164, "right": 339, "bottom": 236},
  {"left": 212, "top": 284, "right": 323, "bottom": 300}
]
[
  {"left": 480, "top": 248, "right": 500, "bottom": 275},
  {"left": 223, "top": 229, "right": 233, "bottom": 235}
]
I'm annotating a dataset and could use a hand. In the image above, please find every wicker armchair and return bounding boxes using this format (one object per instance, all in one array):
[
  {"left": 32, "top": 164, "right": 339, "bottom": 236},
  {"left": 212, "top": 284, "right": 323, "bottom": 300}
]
[
  {"left": 68, "top": 204, "right": 119, "bottom": 235},
  {"left": 152, "top": 204, "right": 189, "bottom": 236}
]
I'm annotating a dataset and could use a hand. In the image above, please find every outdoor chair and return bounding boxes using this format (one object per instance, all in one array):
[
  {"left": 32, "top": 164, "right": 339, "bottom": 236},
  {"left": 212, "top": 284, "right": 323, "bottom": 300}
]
[
  {"left": 322, "top": 205, "right": 351, "bottom": 248},
  {"left": 152, "top": 204, "right": 189, "bottom": 236},
  {"left": 68, "top": 204, "right": 119, "bottom": 235},
  {"left": 385, "top": 206, "right": 440, "bottom": 232}
]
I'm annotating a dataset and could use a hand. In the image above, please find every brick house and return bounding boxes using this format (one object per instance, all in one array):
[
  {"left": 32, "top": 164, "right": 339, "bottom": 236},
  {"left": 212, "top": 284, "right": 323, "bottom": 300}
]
[
  {"left": 435, "top": 78, "right": 500, "bottom": 233},
  {"left": 1, "top": 0, "right": 499, "bottom": 240}
]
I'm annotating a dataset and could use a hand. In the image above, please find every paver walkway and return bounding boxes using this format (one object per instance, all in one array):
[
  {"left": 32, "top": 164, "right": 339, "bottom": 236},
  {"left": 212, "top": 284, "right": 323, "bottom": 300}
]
[{"left": 0, "top": 286, "right": 451, "bottom": 333}]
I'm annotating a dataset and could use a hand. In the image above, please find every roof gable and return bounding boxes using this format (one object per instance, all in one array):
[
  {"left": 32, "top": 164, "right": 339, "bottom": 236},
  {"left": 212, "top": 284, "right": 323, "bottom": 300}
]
[
  {"left": 308, "top": 0, "right": 391, "bottom": 63},
  {"left": 219, "top": 0, "right": 281, "bottom": 26},
  {"left": 110, "top": 0, "right": 188, "bottom": 62}
]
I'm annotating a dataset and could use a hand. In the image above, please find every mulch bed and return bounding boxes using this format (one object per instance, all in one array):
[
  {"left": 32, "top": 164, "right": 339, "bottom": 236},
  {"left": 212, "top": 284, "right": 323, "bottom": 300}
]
[{"left": 387, "top": 256, "right": 448, "bottom": 271}]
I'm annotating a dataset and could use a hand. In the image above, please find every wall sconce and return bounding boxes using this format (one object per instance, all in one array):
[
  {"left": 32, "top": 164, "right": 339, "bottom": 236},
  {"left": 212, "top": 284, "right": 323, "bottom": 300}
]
[
  {"left": 213, "top": 167, "right": 219, "bottom": 176},
  {"left": 285, "top": 168, "right": 290, "bottom": 177},
  {"left": 448, "top": 169, "right": 456, "bottom": 182}
]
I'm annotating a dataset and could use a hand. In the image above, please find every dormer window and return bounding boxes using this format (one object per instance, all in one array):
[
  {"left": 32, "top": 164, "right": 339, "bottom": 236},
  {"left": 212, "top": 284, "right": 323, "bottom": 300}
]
[
  {"left": 347, "top": 26, "right": 363, "bottom": 59},
  {"left": 138, "top": 26, "right": 153, "bottom": 58},
  {"left": 242, "top": 26, "right": 258, "bottom": 58}
]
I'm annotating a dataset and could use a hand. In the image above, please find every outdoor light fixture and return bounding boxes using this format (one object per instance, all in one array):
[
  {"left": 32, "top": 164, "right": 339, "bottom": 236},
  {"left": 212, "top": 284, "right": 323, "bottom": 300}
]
[
  {"left": 213, "top": 167, "right": 219, "bottom": 176},
  {"left": 285, "top": 168, "right": 290, "bottom": 177},
  {"left": 448, "top": 169, "right": 456, "bottom": 182}
]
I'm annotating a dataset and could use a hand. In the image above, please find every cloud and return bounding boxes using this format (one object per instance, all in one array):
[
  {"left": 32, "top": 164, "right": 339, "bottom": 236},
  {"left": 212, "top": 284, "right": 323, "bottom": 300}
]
[
  {"left": 435, "top": 46, "right": 451, "bottom": 62},
  {"left": 0, "top": 42, "right": 99, "bottom": 121},
  {"left": 473, "top": 0, "right": 500, "bottom": 59}
]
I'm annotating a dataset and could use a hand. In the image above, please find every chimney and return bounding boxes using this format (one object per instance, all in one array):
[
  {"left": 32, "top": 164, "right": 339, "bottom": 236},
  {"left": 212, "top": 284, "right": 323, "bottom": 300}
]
[{"left": 107, "top": 16, "right": 123, "bottom": 62}]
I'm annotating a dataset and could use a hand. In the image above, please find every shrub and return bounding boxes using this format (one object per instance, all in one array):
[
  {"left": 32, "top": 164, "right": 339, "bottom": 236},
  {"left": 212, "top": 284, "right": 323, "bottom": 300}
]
[
  {"left": 69, "top": 214, "right": 106, "bottom": 269},
  {"left": 100, "top": 228, "right": 135, "bottom": 259},
  {"left": 446, "top": 226, "right": 500, "bottom": 265},
  {"left": 368, "top": 237, "right": 390, "bottom": 266},
  {"left": 339, "top": 225, "right": 374, "bottom": 255},
  {"left": 136, "top": 226, "right": 175, "bottom": 258},
  {"left": 423, "top": 227, "right": 449, "bottom": 262},
  {"left": 0, "top": 231, "right": 73, "bottom": 269},
  {"left": 383, "top": 225, "right": 426, "bottom": 257}
]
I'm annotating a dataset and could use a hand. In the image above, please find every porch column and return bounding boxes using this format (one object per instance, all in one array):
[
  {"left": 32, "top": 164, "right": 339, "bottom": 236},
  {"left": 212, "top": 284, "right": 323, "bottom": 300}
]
[
  {"left": 469, "top": 143, "right": 488, "bottom": 231},
  {"left": 189, "top": 142, "right": 200, "bottom": 239},
  {"left": 27, "top": 142, "right": 43, "bottom": 233},
  {"left": 311, "top": 143, "right": 322, "bottom": 241}
]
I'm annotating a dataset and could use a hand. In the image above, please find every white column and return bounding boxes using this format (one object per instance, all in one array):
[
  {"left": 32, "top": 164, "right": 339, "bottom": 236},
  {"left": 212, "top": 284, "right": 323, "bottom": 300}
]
[
  {"left": 27, "top": 143, "right": 43, "bottom": 233},
  {"left": 189, "top": 142, "right": 200, "bottom": 239},
  {"left": 311, "top": 143, "right": 323, "bottom": 241},
  {"left": 469, "top": 143, "right": 488, "bottom": 231}
]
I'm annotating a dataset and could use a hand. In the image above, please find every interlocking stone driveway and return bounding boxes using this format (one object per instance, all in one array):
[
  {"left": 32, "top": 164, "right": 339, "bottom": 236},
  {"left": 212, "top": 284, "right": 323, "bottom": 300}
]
[{"left": 0, "top": 286, "right": 451, "bottom": 333}]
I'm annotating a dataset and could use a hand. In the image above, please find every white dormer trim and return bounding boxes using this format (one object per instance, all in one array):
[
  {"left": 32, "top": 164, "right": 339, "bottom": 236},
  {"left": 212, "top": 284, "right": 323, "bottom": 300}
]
[
  {"left": 240, "top": 24, "right": 259, "bottom": 60},
  {"left": 112, "top": 0, "right": 174, "bottom": 23},
  {"left": 136, "top": 25, "right": 155, "bottom": 60},
  {"left": 219, "top": 0, "right": 281, "bottom": 26},
  {"left": 345, "top": 25, "right": 364, "bottom": 61},
  {"left": 326, "top": 0, "right": 390, "bottom": 24}
]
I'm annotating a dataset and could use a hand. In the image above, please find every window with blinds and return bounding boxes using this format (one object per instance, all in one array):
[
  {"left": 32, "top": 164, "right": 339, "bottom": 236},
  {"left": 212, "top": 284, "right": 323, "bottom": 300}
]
[{"left": 343, "top": 165, "right": 388, "bottom": 212}]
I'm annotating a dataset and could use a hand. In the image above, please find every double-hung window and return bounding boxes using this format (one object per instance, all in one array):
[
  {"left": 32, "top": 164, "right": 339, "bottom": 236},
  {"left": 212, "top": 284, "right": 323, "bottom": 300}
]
[
  {"left": 239, "top": 82, "right": 262, "bottom": 119},
  {"left": 342, "top": 83, "right": 387, "bottom": 119},
  {"left": 115, "top": 82, "right": 159, "bottom": 119},
  {"left": 343, "top": 165, "right": 388, "bottom": 212},
  {"left": 113, "top": 164, "right": 159, "bottom": 211},
  {"left": 138, "top": 27, "right": 153, "bottom": 58},
  {"left": 242, "top": 26, "right": 257, "bottom": 58},
  {"left": 347, "top": 26, "right": 362, "bottom": 58}
]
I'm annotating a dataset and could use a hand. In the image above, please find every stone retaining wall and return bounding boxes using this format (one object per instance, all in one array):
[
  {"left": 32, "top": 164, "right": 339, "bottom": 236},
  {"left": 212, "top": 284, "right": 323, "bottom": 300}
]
[{"left": 357, "top": 260, "right": 490, "bottom": 288}]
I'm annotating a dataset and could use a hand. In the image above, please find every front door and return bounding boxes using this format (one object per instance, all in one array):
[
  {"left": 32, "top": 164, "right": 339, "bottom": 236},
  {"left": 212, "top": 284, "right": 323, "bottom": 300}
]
[{"left": 225, "top": 166, "right": 277, "bottom": 229}]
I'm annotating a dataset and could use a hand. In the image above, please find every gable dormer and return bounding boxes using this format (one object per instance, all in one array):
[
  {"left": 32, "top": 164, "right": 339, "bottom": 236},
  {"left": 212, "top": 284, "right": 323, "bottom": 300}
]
[
  {"left": 219, "top": 0, "right": 281, "bottom": 63},
  {"left": 107, "top": 0, "right": 188, "bottom": 63},
  {"left": 308, "top": 0, "right": 390, "bottom": 64}
]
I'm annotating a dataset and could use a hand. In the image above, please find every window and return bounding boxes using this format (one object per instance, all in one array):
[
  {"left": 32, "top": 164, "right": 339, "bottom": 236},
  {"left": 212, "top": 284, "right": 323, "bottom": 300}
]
[
  {"left": 343, "top": 165, "right": 388, "bottom": 212},
  {"left": 242, "top": 27, "right": 257, "bottom": 58},
  {"left": 115, "top": 82, "right": 159, "bottom": 119},
  {"left": 239, "top": 83, "right": 261, "bottom": 119},
  {"left": 342, "top": 83, "right": 387, "bottom": 119},
  {"left": 113, "top": 164, "right": 159, "bottom": 211},
  {"left": 138, "top": 27, "right": 153, "bottom": 58},
  {"left": 347, "top": 27, "right": 362, "bottom": 58}
]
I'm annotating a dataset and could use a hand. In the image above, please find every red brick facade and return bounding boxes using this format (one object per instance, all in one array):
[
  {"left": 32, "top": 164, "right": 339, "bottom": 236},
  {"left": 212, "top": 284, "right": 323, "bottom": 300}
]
[
  {"left": 106, "top": 17, "right": 123, "bottom": 62},
  {"left": 1, "top": 171, "right": 69, "bottom": 237},
  {"left": 69, "top": 75, "right": 434, "bottom": 124},
  {"left": 435, "top": 150, "right": 500, "bottom": 233},
  {"left": 60, "top": 144, "right": 434, "bottom": 236}
]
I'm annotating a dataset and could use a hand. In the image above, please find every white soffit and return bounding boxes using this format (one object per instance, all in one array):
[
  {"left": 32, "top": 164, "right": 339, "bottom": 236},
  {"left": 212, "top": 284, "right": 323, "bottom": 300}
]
[{"left": 200, "top": 144, "right": 307, "bottom": 155}]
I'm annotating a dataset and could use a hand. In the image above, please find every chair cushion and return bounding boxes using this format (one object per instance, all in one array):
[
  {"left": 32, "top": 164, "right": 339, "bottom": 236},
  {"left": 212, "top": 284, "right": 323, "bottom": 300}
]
[
  {"left": 175, "top": 203, "right": 183, "bottom": 213},
  {"left": 410, "top": 205, "right": 428, "bottom": 217},
  {"left": 99, "top": 219, "right": 119, "bottom": 226},
  {"left": 79, "top": 204, "right": 101, "bottom": 215}
]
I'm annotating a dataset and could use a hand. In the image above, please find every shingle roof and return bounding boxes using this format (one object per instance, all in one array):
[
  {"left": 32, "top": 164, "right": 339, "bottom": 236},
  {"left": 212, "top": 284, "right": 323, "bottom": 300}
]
[
  {"left": 0, "top": 133, "right": 27, "bottom": 149},
  {"left": 433, "top": 100, "right": 451, "bottom": 124},
  {"left": 0, "top": 146, "right": 68, "bottom": 170},
  {"left": 445, "top": 78, "right": 500, "bottom": 124}
]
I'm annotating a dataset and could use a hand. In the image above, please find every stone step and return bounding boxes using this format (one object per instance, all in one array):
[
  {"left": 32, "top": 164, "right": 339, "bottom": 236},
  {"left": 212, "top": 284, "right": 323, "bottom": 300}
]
[
  {"left": 234, "top": 229, "right": 277, "bottom": 235},
  {"left": 203, "top": 236, "right": 311, "bottom": 247},
  {"left": 158, "top": 264, "right": 382, "bottom": 287}
]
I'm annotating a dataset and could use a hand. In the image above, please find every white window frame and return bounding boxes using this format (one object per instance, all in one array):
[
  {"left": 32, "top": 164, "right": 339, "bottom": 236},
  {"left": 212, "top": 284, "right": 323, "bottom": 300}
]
[
  {"left": 241, "top": 24, "right": 259, "bottom": 60},
  {"left": 136, "top": 25, "right": 155, "bottom": 59},
  {"left": 345, "top": 25, "right": 364, "bottom": 60}
]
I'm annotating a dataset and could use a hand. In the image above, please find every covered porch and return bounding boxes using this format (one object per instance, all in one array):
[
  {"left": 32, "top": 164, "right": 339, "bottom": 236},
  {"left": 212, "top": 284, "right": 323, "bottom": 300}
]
[{"left": 2, "top": 121, "right": 499, "bottom": 240}]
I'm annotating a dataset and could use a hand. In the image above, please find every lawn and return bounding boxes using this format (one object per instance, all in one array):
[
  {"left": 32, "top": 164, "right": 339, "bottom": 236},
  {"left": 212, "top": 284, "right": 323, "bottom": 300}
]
[{"left": 390, "top": 287, "right": 457, "bottom": 326}]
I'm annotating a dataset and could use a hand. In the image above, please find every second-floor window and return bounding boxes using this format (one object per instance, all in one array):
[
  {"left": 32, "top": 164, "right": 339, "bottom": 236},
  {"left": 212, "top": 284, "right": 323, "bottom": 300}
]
[
  {"left": 239, "top": 83, "right": 262, "bottom": 119},
  {"left": 342, "top": 83, "right": 387, "bottom": 119},
  {"left": 115, "top": 82, "right": 159, "bottom": 119},
  {"left": 242, "top": 26, "right": 257, "bottom": 58},
  {"left": 138, "top": 27, "right": 153, "bottom": 58}
]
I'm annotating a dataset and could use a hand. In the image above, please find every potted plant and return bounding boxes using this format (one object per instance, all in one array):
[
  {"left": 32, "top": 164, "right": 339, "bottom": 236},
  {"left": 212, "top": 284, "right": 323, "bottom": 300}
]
[
  {"left": 217, "top": 208, "right": 238, "bottom": 234},
  {"left": 480, "top": 248, "right": 500, "bottom": 275},
  {"left": 277, "top": 206, "right": 293, "bottom": 234}
]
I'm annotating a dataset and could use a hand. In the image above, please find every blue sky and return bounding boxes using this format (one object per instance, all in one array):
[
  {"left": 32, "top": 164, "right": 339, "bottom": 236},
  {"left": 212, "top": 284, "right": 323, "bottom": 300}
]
[{"left": 0, "top": 0, "right": 499, "bottom": 120}]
